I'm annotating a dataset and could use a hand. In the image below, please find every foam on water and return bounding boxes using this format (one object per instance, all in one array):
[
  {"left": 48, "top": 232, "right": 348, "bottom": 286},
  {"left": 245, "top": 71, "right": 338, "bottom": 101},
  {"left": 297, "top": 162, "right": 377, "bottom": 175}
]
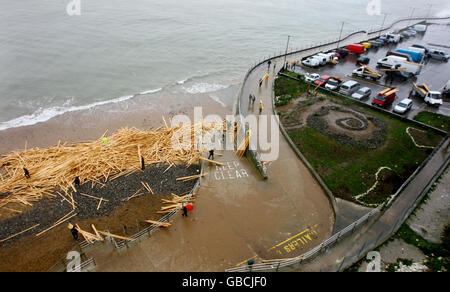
[{"left": 182, "top": 83, "right": 229, "bottom": 94}]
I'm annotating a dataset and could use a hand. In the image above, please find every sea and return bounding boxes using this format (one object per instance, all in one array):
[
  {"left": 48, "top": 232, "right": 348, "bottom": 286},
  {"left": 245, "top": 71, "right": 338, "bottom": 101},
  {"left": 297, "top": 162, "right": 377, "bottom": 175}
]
[{"left": 1, "top": 0, "right": 449, "bottom": 131}]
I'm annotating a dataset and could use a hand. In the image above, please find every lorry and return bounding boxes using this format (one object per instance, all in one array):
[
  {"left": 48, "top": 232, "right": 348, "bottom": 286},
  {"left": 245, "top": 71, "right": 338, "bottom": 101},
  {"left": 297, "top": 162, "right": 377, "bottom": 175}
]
[
  {"left": 352, "top": 66, "right": 382, "bottom": 81},
  {"left": 395, "top": 49, "right": 424, "bottom": 63},
  {"left": 412, "top": 83, "right": 443, "bottom": 106},
  {"left": 372, "top": 87, "right": 398, "bottom": 108},
  {"left": 346, "top": 44, "right": 365, "bottom": 54}
]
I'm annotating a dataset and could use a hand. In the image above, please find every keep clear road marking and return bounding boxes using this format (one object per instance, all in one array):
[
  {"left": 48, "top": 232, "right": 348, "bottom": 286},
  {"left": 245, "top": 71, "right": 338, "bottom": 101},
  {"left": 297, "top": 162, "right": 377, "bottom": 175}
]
[
  {"left": 235, "top": 225, "right": 320, "bottom": 266},
  {"left": 213, "top": 161, "right": 249, "bottom": 181}
]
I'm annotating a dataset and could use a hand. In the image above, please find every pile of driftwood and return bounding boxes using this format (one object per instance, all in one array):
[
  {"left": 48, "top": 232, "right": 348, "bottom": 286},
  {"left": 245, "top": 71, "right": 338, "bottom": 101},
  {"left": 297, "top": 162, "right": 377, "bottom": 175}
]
[
  {"left": 158, "top": 193, "right": 194, "bottom": 214},
  {"left": 0, "top": 123, "right": 220, "bottom": 208}
]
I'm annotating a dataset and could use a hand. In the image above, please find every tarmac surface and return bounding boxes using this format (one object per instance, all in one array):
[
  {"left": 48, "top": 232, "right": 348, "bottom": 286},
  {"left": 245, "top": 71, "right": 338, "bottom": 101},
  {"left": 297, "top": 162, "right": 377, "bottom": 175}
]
[{"left": 291, "top": 24, "right": 450, "bottom": 120}]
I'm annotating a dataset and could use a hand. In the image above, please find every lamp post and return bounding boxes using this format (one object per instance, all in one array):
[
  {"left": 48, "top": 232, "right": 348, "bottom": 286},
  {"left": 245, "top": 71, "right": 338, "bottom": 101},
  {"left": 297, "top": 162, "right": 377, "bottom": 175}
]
[
  {"left": 427, "top": 4, "right": 433, "bottom": 18},
  {"left": 379, "top": 13, "right": 388, "bottom": 37},
  {"left": 283, "top": 35, "right": 291, "bottom": 69},
  {"left": 337, "top": 21, "right": 344, "bottom": 49},
  {"left": 408, "top": 7, "right": 416, "bottom": 26}
]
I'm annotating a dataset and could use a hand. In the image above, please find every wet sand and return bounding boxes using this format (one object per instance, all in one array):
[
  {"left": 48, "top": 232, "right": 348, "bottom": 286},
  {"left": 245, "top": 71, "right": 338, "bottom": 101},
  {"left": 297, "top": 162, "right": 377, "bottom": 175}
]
[{"left": 0, "top": 87, "right": 236, "bottom": 154}]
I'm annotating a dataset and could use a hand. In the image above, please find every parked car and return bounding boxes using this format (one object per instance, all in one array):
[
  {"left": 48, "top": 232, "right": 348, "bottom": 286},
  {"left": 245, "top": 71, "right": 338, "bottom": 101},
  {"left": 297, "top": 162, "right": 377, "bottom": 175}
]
[
  {"left": 304, "top": 73, "right": 320, "bottom": 83},
  {"left": 325, "top": 78, "right": 342, "bottom": 91},
  {"left": 314, "top": 75, "right": 332, "bottom": 87},
  {"left": 339, "top": 80, "right": 361, "bottom": 96},
  {"left": 372, "top": 88, "right": 398, "bottom": 108},
  {"left": 400, "top": 31, "right": 413, "bottom": 38},
  {"left": 393, "top": 99, "right": 413, "bottom": 114},
  {"left": 385, "top": 33, "right": 401, "bottom": 43},
  {"left": 335, "top": 48, "right": 349, "bottom": 59},
  {"left": 368, "top": 41, "right": 381, "bottom": 49},
  {"left": 414, "top": 24, "right": 427, "bottom": 32},
  {"left": 428, "top": 49, "right": 450, "bottom": 61},
  {"left": 407, "top": 29, "right": 417, "bottom": 36},
  {"left": 442, "top": 80, "right": 450, "bottom": 99},
  {"left": 302, "top": 57, "right": 320, "bottom": 68},
  {"left": 351, "top": 87, "right": 372, "bottom": 100},
  {"left": 357, "top": 56, "right": 370, "bottom": 65}
]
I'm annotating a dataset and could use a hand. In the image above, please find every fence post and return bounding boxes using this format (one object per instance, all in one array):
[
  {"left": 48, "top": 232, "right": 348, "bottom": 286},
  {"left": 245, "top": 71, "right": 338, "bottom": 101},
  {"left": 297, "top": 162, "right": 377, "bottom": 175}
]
[{"left": 276, "top": 262, "right": 281, "bottom": 272}]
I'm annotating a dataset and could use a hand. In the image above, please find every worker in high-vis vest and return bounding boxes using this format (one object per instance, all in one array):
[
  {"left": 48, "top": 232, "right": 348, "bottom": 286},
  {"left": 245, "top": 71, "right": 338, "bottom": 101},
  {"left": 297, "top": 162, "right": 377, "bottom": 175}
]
[
  {"left": 265, "top": 73, "right": 269, "bottom": 81},
  {"left": 259, "top": 101, "right": 264, "bottom": 114}
]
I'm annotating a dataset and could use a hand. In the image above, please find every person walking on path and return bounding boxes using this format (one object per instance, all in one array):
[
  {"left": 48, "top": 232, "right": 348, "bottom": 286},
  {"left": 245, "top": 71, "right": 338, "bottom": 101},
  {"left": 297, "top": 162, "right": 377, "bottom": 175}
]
[
  {"left": 268, "top": 60, "right": 271, "bottom": 70},
  {"left": 273, "top": 61, "right": 277, "bottom": 71},
  {"left": 259, "top": 101, "right": 264, "bottom": 115},
  {"left": 249, "top": 94, "right": 252, "bottom": 104},
  {"left": 182, "top": 204, "right": 188, "bottom": 217},
  {"left": 71, "top": 225, "right": 79, "bottom": 240},
  {"left": 258, "top": 78, "right": 263, "bottom": 88},
  {"left": 208, "top": 149, "right": 215, "bottom": 160}
]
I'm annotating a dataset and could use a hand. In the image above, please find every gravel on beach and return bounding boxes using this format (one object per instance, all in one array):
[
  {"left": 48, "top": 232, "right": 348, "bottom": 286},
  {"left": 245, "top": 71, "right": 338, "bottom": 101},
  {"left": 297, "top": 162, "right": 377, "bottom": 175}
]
[{"left": 0, "top": 163, "right": 200, "bottom": 246}]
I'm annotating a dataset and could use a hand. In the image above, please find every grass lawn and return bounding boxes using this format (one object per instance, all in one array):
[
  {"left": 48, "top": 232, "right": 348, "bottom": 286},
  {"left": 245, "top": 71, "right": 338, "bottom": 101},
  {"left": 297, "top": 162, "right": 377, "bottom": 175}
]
[
  {"left": 414, "top": 111, "right": 450, "bottom": 133},
  {"left": 274, "top": 70, "right": 309, "bottom": 107},
  {"left": 276, "top": 75, "right": 444, "bottom": 206}
]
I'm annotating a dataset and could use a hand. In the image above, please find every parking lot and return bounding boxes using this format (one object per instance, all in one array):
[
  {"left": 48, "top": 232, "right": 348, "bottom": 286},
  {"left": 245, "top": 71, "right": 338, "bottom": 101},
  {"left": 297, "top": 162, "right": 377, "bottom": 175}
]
[{"left": 291, "top": 23, "right": 450, "bottom": 119}]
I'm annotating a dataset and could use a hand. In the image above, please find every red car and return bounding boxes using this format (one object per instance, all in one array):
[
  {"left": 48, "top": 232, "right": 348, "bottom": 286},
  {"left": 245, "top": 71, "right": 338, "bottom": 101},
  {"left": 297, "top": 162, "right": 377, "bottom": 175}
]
[
  {"left": 314, "top": 75, "right": 332, "bottom": 86},
  {"left": 372, "top": 88, "right": 398, "bottom": 107}
]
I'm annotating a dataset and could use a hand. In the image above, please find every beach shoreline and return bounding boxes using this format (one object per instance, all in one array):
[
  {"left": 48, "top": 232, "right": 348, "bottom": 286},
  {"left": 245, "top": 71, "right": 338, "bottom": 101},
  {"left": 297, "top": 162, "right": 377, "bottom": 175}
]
[{"left": 0, "top": 86, "right": 236, "bottom": 155}]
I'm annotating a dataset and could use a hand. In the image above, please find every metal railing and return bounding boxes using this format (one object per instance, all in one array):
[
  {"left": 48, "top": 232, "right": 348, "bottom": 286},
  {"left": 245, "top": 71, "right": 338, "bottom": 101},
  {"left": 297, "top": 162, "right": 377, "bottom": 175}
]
[{"left": 226, "top": 204, "right": 384, "bottom": 272}]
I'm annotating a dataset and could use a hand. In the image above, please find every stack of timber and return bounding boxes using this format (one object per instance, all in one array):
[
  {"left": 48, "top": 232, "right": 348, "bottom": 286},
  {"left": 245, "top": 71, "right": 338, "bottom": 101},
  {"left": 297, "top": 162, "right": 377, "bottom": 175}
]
[{"left": 0, "top": 123, "right": 216, "bottom": 208}]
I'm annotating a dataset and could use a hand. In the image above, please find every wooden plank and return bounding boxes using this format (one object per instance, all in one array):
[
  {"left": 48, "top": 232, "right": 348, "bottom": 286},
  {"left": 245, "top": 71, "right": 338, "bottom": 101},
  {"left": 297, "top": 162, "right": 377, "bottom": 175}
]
[
  {"left": 91, "top": 224, "right": 103, "bottom": 241},
  {"left": 97, "top": 230, "right": 134, "bottom": 241},
  {"left": 199, "top": 156, "right": 225, "bottom": 166},
  {"left": 0, "top": 224, "right": 40, "bottom": 243},
  {"left": 36, "top": 213, "right": 77, "bottom": 237},
  {"left": 144, "top": 220, "right": 171, "bottom": 227}
]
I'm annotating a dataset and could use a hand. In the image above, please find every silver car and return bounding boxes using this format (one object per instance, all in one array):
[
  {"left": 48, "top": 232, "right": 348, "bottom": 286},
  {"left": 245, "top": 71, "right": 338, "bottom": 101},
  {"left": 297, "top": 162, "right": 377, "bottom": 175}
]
[
  {"left": 351, "top": 87, "right": 372, "bottom": 100},
  {"left": 339, "top": 81, "right": 361, "bottom": 96},
  {"left": 393, "top": 99, "right": 413, "bottom": 114},
  {"left": 429, "top": 49, "right": 449, "bottom": 61}
]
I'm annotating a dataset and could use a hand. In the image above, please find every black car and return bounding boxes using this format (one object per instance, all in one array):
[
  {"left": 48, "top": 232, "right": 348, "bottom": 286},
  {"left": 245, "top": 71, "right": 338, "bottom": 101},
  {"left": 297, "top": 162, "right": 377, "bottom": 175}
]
[
  {"left": 357, "top": 56, "right": 370, "bottom": 65},
  {"left": 335, "top": 48, "right": 349, "bottom": 59}
]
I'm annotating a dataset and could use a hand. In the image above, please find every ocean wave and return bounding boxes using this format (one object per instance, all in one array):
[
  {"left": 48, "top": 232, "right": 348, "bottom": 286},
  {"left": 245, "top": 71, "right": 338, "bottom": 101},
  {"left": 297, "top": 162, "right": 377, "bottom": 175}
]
[
  {"left": 0, "top": 87, "right": 162, "bottom": 131},
  {"left": 139, "top": 88, "right": 162, "bottom": 95},
  {"left": 182, "top": 82, "right": 229, "bottom": 94},
  {"left": 209, "top": 95, "right": 226, "bottom": 107}
]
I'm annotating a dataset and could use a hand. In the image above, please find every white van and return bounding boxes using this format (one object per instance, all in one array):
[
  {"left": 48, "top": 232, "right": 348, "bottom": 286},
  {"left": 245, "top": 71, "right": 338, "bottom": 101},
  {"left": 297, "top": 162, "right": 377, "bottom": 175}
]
[
  {"left": 377, "top": 55, "right": 407, "bottom": 68},
  {"left": 302, "top": 57, "right": 320, "bottom": 68},
  {"left": 393, "top": 61, "right": 422, "bottom": 76},
  {"left": 312, "top": 54, "right": 327, "bottom": 66},
  {"left": 414, "top": 24, "right": 427, "bottom": 32},
  {"left": 316, "top": 53, "right": 334, "bottom": 63}
]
